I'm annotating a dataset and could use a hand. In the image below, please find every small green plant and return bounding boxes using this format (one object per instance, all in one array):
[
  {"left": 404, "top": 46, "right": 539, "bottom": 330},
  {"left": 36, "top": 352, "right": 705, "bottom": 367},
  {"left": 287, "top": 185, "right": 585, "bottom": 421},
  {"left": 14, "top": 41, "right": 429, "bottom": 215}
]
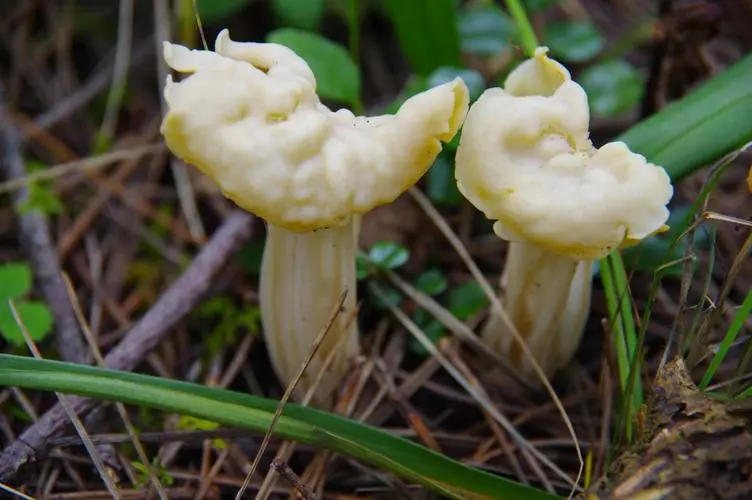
[
  {"left": 16, "top": 161, "right": 63, "bottom": 217},
  {"left": 132, "top": 457, "right": 174, "bottom": 488},
  {"left": 193, "top": 296, "right": 261, "bottom": 355},
  {"left": 0, "top": 262, "right": 54, "bottom": 347}
]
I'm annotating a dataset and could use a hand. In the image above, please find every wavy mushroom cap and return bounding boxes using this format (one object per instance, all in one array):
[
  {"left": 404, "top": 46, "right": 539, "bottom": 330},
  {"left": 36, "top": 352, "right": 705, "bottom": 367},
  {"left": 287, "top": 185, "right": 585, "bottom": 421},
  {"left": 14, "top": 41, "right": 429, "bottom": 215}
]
[
  {"left": 161, "top": 30, "right": 469, "bottom": 232},
  {"left": 455, "top": 48, "right": 673, "bottom": 260}
]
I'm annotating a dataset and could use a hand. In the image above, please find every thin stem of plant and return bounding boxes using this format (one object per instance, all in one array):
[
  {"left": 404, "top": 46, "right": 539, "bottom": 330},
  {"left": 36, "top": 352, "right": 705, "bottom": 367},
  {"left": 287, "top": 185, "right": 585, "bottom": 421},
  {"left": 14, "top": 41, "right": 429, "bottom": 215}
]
[
  {"left": 235, "top": 290, "right": 348, "bottom": 500},
  {"left": 8, "top": 300, "right": 122, "bottom": 499}
]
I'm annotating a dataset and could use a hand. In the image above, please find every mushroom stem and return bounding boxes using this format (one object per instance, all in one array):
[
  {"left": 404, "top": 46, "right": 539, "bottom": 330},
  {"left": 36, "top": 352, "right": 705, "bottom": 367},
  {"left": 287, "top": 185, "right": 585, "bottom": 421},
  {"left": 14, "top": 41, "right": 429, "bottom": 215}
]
[
  {"left": 259, "top": 220, "right": 360, "bottom": 408},
  {"left": 482, "top": 242, "right": 593, "bottom": 381}
]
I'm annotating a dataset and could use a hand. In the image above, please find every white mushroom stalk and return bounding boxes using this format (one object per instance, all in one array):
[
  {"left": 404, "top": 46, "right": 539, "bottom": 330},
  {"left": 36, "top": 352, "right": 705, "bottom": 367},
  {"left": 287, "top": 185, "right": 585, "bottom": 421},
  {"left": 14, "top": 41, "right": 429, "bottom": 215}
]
[
  {"left": 160, "top": 30, "right": 469, "bottom": 407},
  {"left": 455, "top": 48, "right": 673, "bottom": 382}
]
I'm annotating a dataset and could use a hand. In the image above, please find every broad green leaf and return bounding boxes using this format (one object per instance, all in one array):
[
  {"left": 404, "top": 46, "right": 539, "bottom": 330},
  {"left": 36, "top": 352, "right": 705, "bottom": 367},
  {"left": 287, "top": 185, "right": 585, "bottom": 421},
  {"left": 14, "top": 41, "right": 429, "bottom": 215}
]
[
  {"left": 579, "top": 59, "right": 643, "bottom": 117},
  {"left": 458, "top": 7, "right": 517, "bottom": 56},
  {"left": 428, "top": 67, "right": 486, "bottom": 102},
  {"left": 448, "top": 281, "right": 489, "bottom": 320},
  {"left": 619, "top": 52, "right": 752, "bottom": 182},
  {"left": 426, "top": 153, "right": 463, "bottom": 205},
  {"left": 0, "top": 301, "right": 54, "bottom": 347},
  {"left": 272, "top": 0, "right": 325, "bottom": 30},
  {"left": 414, "top": 270, "right": 448, "bottom": 296},
  {"left": 0, "top": 355, "right": 557, "bottom": 499},
  {"left": 0, "top": 263, "right": 32, "bottom": 299},
  {"left": 267, "top": 28, "right": 361, "bottom": 106},
  {"left": 384, "top": 0, "right": 460, "bottom": 75},
  {"left": 544, "top": 21, "right": 604, "bottom": 63},
  {"left": 368, "top": 241, "right": 410, "bottom": 270},
  {"left": 195, "top": 0, "right": 253, "bottom": 23}
]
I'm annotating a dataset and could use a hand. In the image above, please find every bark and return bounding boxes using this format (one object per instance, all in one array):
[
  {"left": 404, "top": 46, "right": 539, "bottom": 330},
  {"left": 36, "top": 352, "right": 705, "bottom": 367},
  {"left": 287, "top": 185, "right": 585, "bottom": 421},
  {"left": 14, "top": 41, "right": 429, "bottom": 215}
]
[{"left": 585, "top": 357, "right": 752, "bottom": 499}]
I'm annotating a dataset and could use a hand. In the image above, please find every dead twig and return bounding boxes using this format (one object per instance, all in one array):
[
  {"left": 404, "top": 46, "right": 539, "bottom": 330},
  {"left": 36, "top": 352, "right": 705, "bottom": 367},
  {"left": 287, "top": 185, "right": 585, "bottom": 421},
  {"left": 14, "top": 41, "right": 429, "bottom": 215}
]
[
  {"left": 0, "top": 209, "right": 254, "bottom": 481},
  {"left": 0, "top": 84, "right": 89, "bottom": 365}
]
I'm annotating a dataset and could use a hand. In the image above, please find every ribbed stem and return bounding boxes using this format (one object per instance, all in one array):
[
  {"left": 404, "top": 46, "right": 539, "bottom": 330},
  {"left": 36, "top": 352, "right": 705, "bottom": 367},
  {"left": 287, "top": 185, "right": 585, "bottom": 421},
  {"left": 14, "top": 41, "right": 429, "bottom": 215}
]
[
  {"left": 482, "top": 242, "right": 593, "bottom": 381},
  {"left": 259, "top": 221, "right": 360, "bottom": 408}
]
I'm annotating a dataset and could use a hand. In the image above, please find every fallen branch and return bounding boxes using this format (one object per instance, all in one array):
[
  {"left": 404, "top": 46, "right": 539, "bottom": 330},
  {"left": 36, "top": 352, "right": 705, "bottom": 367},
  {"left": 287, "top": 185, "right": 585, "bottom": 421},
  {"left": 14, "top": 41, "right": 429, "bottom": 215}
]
[
  {"left": 0, "top": 84, "right": 88, "bottom": 365},
  {"left": 0, "top": 209, "right": 254, "bottom": 481}
]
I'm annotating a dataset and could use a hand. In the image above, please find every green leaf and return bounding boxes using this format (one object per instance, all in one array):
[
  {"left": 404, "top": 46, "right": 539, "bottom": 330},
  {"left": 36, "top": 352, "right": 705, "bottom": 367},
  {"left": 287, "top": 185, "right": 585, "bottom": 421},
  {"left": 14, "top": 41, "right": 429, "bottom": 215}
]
[
  {"left": 272, "top": 0, "right": 325, "bottom": 31},
  {"left": 0, "top": 263, "right": 33, "bottom": 299},
  {"left": 0, "top": 355, "right": 557, "bottom": 500},
  {"left": 458, "top": 7, "right": 517, "bottom": 56},
  {"left": 544, "top": 21, "right": 604, "bottom": 63},
  {"left": 368, "top": 241, "right": 410, "bottom": 270},
  {"left": 408, "top": 310, "right": 447, "bottom": 356},
  {"left": 384, "top": 0, "right": 461, "bottom": 75},
  {"left": 17, "top": 182, "right": 64, "bottom": 216},
  {"left": 426, "top": 153, "right": 463, "bottom": 205},
  {"left": 267, "top": 28, "right": 361, "bottom": 106},
  {"left": 356, "top": 253, "right": 371, "bottom": 280},
  {"left": 428, "top": 67, "right": 486, "bottom": 102},
  {"left": 579, "top": 59, "right": 644, "bottom": 117},
  {"left": 370, "top": 284, "right": 404, "bottom": 310},
  {"left": 0, "top": 300, "right": 54, "bottom": 347},
  {"left": 448, "top": 281, "right": 489, "bottom": 320},
  {"left": 195, "top": 0, "right": 253, "bottom": 24},
  {"left": 619, "top": 52, "right": 752, "bottom": 182},
  {"left": 414, "top": 269, "right": 448, "bottom": 296}
]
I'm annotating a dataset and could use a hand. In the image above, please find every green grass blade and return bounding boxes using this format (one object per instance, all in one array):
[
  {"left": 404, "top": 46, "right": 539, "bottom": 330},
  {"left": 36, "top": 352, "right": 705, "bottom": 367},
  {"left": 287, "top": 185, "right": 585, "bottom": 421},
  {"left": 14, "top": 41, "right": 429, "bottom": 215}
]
[
  {"left": 599, "top": 252, "right": 641, "bottom": 442},
  {"left": 384, "top": 0, "right": 460, "bottom": 76},
  {"left": 504, "top": 0, "right": 538, "bottom": 55},
  {"left": 700, "top": 288, "right": 752, "bottom": 390},
  {"left": 618, "top": 53, "right": 752, "bottom": 182},
  {"left": 0, "top": 354, "right": 558, "bottom": 500}
]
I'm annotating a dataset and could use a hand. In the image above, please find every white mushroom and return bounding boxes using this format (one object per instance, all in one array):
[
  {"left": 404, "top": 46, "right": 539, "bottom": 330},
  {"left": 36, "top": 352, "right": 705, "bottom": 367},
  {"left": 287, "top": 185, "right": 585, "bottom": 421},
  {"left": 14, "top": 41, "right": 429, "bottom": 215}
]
[
  {"left": 455, "top": 47, "right": 673, "bottom": 381},
  {"left": 161, "top": 30, "right": 469, "bottom": 406}
]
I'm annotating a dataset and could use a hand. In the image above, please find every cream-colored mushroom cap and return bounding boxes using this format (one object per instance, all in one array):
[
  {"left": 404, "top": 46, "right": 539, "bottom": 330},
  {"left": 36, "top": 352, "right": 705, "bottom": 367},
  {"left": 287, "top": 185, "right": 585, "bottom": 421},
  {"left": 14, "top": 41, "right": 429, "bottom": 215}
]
[
  {"left": 161, "top": 29, "right": 469, "bottom": 232},
  {"left": 455, "top": 47, "right": 673, "bottom": 260}
]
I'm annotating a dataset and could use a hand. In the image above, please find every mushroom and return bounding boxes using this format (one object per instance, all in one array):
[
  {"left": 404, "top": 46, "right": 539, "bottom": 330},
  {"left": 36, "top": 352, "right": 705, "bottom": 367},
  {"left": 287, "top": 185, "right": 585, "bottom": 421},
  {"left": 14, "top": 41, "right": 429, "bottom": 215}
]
[
  {"left": 160, "top": 30, "right": 469, "bottom": 407},
  {"left": 455, "top": 48, "right": 673, "bottom": 382}
]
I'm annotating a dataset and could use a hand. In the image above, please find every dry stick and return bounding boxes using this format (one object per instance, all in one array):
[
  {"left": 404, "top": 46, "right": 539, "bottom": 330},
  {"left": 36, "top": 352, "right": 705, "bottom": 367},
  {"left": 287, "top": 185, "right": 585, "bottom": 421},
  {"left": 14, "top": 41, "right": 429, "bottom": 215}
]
[
  {"left": 31, "top": 38, "right": 154, "bottom": 136},
  {"left": 0, "top": 481, "right": 34, "bottom": 500},
  {"left": 0, "top": 85, "right": 88, "bottom": 366},
  {"left": 62, "top": 274, "right": 170, "bottom": 500},
  {"left": 269, "top": 459, "right": 316, "bottom": 500},
  {"left": 409, "top": 187, "right": 583, "bottom": 494},
  {"left": 98, "top": 0, "right": 134, "bottom": 147},
  {"left": 369, "top": 283, "right": 573, "bottom": 493},
  {"left": 153, "top": 0, "right": 206, "bottom": 241},
  {"left": 235, "top": 291, "right": 348, "bottom": 500},
  {"left": 8, "top": 301, "right": 121, "bottom": 499},
  {"left": 0, "top": 209, "right": 254, "bottom": 481},
  {"left": 255, "top": 306, "right": 360, "bottom": 500}
]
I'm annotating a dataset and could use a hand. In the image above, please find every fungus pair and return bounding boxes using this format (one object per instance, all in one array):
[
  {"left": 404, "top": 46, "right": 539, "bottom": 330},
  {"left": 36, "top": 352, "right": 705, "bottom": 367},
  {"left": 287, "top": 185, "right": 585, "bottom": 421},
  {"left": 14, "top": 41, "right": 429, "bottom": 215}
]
[{"left": 160, "top": 32, "right": 672, "bottom": 401}]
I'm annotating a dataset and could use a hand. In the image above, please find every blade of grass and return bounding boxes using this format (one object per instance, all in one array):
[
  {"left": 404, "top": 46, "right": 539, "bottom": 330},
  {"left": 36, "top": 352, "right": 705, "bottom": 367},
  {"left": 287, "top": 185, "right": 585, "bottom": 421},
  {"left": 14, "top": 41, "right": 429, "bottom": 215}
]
[
  {"left": 700, "top": 288, "right": 752, "bottom": 390},
  {"left": 504, "top": 0, "right": 538, "bottom": 55},
  {"left": 599, "top": 253, "right": 641, "bottom": 442},
  {"left": 619, "top": 53, "right": 752, "bottom": 182},
  {"left": 0, "top": 354, "right": 558, "bottom": 500}
]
